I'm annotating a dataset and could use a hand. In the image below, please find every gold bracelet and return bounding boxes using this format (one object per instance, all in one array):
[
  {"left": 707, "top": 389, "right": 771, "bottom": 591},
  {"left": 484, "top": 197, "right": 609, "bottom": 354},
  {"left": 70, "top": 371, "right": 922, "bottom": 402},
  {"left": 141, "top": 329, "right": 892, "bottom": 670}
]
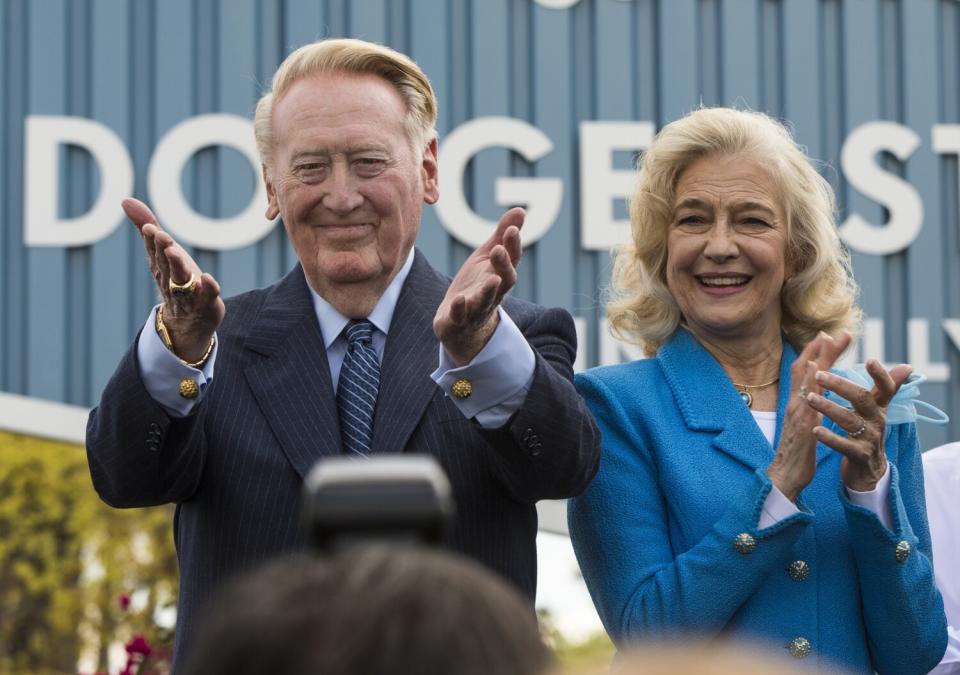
[{"left": 156, "top": 305, "right": 216, "bottom": 369}]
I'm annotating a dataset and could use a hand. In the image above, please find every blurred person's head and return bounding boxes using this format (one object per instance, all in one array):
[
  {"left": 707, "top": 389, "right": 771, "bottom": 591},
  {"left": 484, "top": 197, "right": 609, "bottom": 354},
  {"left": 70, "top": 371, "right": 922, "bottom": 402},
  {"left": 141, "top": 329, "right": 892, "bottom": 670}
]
[
  {"left": 557, "top": 639, "right": 851, "bottom": 675},
  {"left": 181, "top": 546, "right": 553, "bottom": 675},
  {"left": 607, "top": 106, "right": 860, "bottom": 356}
]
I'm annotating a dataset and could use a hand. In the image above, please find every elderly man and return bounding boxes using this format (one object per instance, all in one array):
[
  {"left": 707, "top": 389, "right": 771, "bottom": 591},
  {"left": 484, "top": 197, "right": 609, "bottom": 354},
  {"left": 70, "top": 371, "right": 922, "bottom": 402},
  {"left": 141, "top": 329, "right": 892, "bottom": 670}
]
[{"left": 86, "top": 38, "right": 599, "bottom": 670}]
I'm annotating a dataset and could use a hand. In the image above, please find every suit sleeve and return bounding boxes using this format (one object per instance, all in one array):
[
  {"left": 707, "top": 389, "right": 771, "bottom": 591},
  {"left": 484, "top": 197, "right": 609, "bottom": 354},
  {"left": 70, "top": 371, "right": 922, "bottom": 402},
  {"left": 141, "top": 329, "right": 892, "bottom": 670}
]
[
  {"left": 475, "top": 306, "right": 600, "bottom": 502},
  {"left": 841, "top": 422, "right": 948, "bottom": 675},
  {"left": 568, "top": 371, "right": 814, "bottom": 645},
  {"left": 86, "top": 338, "right": 207, "bottom": 508}
]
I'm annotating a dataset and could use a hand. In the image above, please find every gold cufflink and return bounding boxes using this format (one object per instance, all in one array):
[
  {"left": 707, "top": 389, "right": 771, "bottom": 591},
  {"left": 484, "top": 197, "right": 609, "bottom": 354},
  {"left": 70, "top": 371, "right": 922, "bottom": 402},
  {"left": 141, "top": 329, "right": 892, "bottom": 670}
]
[
  {"left": 733, "top": 532, "right": 756, "bottom": 554},
  {"left": 451, "top": 378, "right": 472, "bottom": 400},
  {"left": 179, "top": 378, "right": 200, "bottom": 400}
]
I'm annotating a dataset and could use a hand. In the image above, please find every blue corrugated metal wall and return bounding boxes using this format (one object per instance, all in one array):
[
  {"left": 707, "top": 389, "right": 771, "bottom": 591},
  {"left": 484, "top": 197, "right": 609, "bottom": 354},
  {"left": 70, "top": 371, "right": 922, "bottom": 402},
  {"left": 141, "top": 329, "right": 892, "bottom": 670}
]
[{"left": 1, "top": 0, "right": 958, "bottom": 447}]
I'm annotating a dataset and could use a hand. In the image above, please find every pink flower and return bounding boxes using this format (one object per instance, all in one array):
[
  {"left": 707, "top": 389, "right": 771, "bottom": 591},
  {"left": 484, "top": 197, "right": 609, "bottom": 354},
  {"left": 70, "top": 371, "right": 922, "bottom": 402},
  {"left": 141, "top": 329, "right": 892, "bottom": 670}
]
[
  {"left": 125, "top": 634, "right": 153, "bottom": 657},
  {"left": 118, "top": 594, "right": 131, "bottom": 611}
]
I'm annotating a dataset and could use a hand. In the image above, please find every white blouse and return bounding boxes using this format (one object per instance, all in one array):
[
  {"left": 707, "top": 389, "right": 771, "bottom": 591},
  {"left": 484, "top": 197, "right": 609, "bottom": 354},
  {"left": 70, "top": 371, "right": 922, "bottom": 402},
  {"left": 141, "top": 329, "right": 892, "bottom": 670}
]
[{"left": 923, "top": 442, "right": 960, "bottom": 674}]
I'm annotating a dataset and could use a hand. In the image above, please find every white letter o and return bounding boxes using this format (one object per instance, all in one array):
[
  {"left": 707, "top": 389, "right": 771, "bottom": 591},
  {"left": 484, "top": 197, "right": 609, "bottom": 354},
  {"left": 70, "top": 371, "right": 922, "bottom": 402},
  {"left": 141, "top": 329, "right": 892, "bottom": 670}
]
[{"left": 148, "top": 114, "right": 275, "bottom": 250}]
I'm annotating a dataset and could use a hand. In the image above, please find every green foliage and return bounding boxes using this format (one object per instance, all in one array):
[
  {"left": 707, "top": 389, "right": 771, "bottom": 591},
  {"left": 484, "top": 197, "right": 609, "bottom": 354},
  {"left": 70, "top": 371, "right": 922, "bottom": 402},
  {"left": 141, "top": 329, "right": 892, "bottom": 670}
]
[
  {"left": 0, "top": 431, "right": 177, "bottom": 674},
  {"left": 539, "top": 609, "right": 615, "bottom": 670}
]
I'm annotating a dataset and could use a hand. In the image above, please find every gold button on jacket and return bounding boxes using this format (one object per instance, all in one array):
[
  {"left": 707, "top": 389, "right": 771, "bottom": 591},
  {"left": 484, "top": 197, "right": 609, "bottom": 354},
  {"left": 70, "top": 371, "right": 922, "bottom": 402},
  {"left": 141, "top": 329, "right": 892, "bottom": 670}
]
[
  {"left": 787, "top": 560, "right": 809, "bottom": 581},
  {"left": 895, "top": 540, "right": 911, "bottom": 563},
  {"left": 733, "top": 532, "right": 756, "bottom": 554},
  {"left": 787, "top": 637, "right": 812, "bottom": 659}
]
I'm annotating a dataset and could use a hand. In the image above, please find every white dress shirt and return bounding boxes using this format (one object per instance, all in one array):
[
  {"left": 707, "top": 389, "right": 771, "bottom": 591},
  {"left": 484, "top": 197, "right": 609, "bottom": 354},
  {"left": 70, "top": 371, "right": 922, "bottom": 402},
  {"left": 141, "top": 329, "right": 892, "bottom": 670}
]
[
  {"left": 137, "top": 249, "right": 535, "bottom": 428},
  {"left": 923, "top": 442, "right": 960, "bottom": 674}
]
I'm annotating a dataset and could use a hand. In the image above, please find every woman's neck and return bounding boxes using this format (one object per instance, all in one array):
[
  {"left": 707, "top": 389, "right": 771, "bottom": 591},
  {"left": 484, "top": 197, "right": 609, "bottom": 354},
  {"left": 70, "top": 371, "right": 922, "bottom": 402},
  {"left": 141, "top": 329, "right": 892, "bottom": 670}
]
[{"left": 687, "top": 327, "right": 783, "bottom": 411}]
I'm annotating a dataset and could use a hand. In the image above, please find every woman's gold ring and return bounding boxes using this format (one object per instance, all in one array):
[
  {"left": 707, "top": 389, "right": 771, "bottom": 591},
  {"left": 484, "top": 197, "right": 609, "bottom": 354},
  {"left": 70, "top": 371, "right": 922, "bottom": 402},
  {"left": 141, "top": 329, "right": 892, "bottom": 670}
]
[
  {"left": 169, "top": 273, "right": 200, "bottom": 296},
  {"left": 848, "top": 416, "right": 867, "bottom": 438}
]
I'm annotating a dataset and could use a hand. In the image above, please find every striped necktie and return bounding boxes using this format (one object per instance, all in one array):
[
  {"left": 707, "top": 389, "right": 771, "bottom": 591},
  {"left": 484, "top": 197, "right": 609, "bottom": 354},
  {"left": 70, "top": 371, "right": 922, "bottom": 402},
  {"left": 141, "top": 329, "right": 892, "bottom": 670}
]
[{"left": 336, "top": 320, "right": 380, "bottom": 456}]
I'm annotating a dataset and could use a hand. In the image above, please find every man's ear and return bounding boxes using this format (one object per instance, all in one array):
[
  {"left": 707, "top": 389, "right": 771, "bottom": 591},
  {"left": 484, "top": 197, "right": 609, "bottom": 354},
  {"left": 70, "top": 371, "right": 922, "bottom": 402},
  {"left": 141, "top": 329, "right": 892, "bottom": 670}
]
[
  {"left": 263, "top": 165, "right": 280, "bottom": 219},
  {"left": 422, "top": 137, "right": 439, "bottom": 205}
]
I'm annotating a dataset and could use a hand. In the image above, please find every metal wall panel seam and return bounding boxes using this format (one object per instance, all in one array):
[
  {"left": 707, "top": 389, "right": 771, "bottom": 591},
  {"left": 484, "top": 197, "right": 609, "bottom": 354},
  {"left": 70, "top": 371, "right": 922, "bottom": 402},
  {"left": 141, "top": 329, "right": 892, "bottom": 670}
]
[
  {"left": 26, "top": 0, "right": 68, "bottom": 400},
  {"left": 254, "top": 0, "right": 286, "bottom": 287},
  {"left": 841, "top": 0, "right": 885, "bottom": 336},
  {"left": 903, "top": 0, "right": 948, "bottom": 448},
  {"left": 532, "top": 1, "right": 574, "bottom": 309},
  {"left": 720, "top": 0, "right": 761, "bottom": 109},
  {"left": 447, "top": 0, "right": 474, "bottom": 276},
  {"left": 0, "top": 0, "right": 7, "bottom": 389},
  {"left": 3, "top": 0, "right": 27, "bottom": 394},
  {"left": 939, "top": 0, "right": 960, "bottom": 430},
  {"left": 349, "top": 0, "right": 388, "bottom": 43},
  {"left": 410, "top": 0, "right": 451, "bottom": 271},
  {"left": 66, "top": 0, "right": 91, "bottom": 405},
  {"left": 217, "top": 0, "right": 260, "bottom": 299},
  {"left": 89, "top": 0, "right": 133, "bottom": 403}
]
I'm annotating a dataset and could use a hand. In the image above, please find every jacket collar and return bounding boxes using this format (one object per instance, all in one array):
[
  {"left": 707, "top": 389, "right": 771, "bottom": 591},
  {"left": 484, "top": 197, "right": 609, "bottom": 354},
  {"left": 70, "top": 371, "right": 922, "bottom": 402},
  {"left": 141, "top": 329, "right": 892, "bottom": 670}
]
[
  {"left": 369, "top": 251, "right": 447, "bottom": 455},
  {"left": 243, "top": 264, "right": 342, "bottom": 479},
  {"left": 241, "top": 252, "right": 447, "bottom": 477},
  {"left": 657, "top": 329, "right": 831, "bottom": 471}
]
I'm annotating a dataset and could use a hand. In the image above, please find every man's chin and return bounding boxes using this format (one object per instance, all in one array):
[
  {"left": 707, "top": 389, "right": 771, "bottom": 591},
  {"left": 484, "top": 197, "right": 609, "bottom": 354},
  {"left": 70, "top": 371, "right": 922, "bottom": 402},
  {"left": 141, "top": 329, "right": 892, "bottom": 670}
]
[{"left": 309, "top": 257, "right": 385, "bottom": 289}]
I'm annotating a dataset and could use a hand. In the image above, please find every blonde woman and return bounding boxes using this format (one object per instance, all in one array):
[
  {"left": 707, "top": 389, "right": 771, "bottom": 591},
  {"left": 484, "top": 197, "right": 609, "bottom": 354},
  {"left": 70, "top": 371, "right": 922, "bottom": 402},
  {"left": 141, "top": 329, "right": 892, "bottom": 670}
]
[{"left": 569, "top": 107, "right": 946, "bottom": 675}]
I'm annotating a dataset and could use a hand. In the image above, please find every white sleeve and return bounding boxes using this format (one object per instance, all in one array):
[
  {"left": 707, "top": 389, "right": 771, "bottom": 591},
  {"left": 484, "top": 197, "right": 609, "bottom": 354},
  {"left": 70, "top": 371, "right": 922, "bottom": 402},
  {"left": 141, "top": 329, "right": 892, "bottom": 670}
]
[
  {"left": 431, "top": 307, "right": 534, "bottom": 429},
  {"left": 758, "top": 483, "right": 801, "bottom": 528},
  {"left": 136, "top": 305, "right": 217, "bottom": 417},
  {"left": 844, "top": 463, "right": 893, "bottom": 531}
]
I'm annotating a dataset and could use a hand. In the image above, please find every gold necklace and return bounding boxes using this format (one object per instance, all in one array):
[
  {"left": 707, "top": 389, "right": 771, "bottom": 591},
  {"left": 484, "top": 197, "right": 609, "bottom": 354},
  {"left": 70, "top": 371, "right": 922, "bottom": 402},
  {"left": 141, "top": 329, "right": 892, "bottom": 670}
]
[{"left": 732, "top": 377, "right": 779, "bottom": 409}]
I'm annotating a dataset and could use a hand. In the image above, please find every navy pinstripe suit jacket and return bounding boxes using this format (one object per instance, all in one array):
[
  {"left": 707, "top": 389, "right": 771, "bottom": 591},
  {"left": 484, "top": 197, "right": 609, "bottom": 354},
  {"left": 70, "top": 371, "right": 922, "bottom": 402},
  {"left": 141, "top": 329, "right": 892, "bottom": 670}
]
[{"left": 86, "top": 250, "right": 600, "bottom": 670}]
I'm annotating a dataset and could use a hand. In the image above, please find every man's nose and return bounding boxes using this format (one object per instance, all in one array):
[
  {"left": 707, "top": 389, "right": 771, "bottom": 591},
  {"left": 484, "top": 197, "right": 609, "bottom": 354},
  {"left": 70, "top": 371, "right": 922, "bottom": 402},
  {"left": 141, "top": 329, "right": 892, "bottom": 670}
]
[
  {"left": 703, "top": 220, "right": 739, "bottom": 261},
  {"left": 321, "top": 165, "right": 363, "bottom": 214}
]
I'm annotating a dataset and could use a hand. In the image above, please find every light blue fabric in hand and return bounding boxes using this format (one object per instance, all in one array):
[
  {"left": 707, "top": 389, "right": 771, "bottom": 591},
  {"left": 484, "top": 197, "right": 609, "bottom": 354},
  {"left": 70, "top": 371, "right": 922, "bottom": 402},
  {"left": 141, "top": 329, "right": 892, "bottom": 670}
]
[{"left": 824, "top": 365, "right": 949, "bottom": 425}]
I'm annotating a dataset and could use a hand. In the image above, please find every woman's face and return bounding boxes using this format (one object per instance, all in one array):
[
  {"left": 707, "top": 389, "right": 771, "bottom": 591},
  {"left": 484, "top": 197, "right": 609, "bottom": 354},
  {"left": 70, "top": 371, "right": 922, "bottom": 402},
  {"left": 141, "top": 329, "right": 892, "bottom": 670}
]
[{"left": 665, "top": 153, "right": 789, "bottom": 345}]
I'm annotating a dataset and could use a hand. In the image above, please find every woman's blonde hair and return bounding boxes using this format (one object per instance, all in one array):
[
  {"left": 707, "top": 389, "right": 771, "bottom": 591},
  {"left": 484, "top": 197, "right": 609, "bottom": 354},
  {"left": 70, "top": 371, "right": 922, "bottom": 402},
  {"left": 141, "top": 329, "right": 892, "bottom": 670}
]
[
  {"left": 608, "top": 107, "right": 861, "bottom": 356},
  {"left": 254, "top": 38, "right": 437, "bottom": 173}
]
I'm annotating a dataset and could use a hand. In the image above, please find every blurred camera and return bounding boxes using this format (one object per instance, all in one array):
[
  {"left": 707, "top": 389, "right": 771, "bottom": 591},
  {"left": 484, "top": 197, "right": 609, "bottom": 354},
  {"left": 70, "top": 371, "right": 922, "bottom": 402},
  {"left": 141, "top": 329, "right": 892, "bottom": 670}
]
[{"left": 302, "top": 455, "right": 456, "bottom": 553}]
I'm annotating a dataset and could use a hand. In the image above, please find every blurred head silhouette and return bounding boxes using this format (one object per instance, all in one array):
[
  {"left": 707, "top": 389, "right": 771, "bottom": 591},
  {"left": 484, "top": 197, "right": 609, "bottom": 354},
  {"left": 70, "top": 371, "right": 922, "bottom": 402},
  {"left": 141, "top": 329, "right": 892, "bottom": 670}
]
[{"left": 181, "top": 545, "right": 553, "bottom": 675}]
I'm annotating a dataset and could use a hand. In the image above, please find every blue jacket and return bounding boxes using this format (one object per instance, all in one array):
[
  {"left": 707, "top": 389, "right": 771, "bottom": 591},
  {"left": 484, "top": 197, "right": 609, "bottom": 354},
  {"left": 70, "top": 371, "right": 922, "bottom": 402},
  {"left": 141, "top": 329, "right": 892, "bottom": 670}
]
[{"left": 569, "top": 329, "right": 946, "bottom": 674}]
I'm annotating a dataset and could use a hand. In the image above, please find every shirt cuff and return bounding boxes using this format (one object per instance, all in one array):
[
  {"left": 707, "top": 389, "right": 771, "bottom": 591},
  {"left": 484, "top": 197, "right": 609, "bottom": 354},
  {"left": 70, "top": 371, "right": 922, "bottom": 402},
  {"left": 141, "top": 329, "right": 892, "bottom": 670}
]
[
  {"left": 136, "top": 305, "right": 217, "bottom": 417},
  {"left": 844, "top": 463, "right": 893, "bottom": 531},
  {"left": 431, "top": 306, "right": 535, "bottom": 428},
  {"left": 758, "top": 482, "right": 801, "bottom": 529}
]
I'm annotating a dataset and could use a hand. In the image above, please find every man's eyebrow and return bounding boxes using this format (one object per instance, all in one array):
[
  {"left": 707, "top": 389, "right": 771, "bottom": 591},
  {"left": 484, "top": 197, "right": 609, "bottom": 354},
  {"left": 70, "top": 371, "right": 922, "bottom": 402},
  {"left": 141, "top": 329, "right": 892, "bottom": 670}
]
[
  {"left": 345, "top": 144, "right": 391, "bottom": 155},
  {"left": 290, "top": 145, "right": 389, "bottom": 163},
  {"left": 290, "top": 150, "right": 328, "bottom": 163}
]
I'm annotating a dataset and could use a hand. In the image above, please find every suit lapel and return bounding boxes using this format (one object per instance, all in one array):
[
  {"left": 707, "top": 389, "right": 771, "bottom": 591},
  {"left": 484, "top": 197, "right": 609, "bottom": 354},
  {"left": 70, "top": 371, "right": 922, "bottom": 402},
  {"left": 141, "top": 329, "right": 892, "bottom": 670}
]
[
  {"left": 370, "top": 252, "right": 447, "bottom": 455},
  {"left": 243, "top": 266, "right": 342, "bottom": 479}
]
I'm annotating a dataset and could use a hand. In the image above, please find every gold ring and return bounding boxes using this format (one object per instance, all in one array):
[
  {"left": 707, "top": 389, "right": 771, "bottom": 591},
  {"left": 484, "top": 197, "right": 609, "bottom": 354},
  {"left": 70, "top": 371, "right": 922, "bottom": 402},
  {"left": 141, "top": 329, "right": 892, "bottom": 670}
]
[
  {"left": 798, "top": 386, "right": 809, "bottom": 399},
  {"left": 848, "top": 416, "right": 867, "bottom": 438},
  {"left": 169, "top": 273, "right": 200, "bottom": 296}
]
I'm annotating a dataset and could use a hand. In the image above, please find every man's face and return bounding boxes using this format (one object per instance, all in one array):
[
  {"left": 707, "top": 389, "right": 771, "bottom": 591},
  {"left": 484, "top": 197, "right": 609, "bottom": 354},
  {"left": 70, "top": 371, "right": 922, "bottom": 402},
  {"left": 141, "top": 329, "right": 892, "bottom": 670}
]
[{"left": 264, "top": 72, "right": 438, "bottom": 308}]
